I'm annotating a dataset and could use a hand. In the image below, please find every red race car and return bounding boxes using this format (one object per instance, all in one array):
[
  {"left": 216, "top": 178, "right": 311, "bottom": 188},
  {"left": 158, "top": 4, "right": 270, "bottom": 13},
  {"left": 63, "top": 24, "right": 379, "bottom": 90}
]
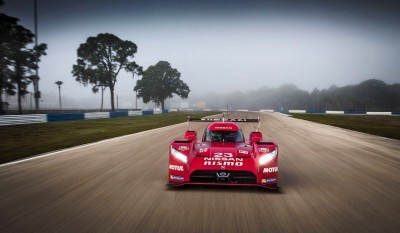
[{"left": 168, "top": 116, "right": 279, "bottom": 189}]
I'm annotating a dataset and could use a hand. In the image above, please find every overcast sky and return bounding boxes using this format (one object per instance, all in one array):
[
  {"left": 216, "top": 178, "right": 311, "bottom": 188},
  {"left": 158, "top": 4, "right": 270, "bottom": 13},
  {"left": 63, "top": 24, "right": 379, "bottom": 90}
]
[{"left": 2, "top": 0, "right": 400, "bottom": 104}]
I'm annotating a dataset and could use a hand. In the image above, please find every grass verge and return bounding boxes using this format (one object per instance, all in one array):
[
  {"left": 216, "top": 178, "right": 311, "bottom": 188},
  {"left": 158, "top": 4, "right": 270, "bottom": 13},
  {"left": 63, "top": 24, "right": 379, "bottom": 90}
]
[
  {"left": 0, "top": 112, "right": 220, "bottom": 164},
  {"left": 291, "top": 113, "right": 400, "bottom": 140}
]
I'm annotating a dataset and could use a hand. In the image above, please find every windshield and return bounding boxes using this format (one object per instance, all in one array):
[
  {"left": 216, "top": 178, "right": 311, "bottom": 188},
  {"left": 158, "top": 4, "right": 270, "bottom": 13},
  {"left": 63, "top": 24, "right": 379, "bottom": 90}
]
[{"left": 203, "top": 130, "right": 244, "bottom": 143}]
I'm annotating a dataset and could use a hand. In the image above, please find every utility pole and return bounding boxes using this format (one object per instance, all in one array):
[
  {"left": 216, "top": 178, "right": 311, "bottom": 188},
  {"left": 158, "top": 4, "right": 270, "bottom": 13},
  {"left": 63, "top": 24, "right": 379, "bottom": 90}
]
[
  {"left": 30, "top": 93, "right": 33, "bottom": 111},
  {"left": 135, "top": 90, "right": 137, "bottom": 110},
  {"left": 33, "top": 0, "right": 40, "bottom": 112},
  {"left": 55, "top": 81, "right": 63, "bottom": 110}
]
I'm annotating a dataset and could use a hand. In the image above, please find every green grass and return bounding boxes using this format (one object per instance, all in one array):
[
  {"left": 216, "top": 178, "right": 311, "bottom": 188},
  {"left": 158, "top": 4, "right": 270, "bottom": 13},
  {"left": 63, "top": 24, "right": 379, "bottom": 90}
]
[
  {"left": 291, "top": 113, "right": 400, "bottom": 140},
  {"left": 0, "top": 112, "right": 220, "bottom": 164}
]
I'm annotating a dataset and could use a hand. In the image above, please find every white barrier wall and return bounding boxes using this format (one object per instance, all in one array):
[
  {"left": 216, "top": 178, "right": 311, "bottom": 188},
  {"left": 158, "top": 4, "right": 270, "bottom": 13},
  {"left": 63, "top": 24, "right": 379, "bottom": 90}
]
[
  {"left": 237, "top": 109, "right": 249, "bottom": 112},
  {"left": 326, "top": 111, "right": 345, "bottom": 114},
  {"left": 128, "top": 111, "right": 142, "bottom": 116},
  {"left": 0, "top": 114, "right": 47, "bottom": 126},
  {"left": 366, "top": 112, "right": 392, "bottom": 115},
  {"left": 289, "top": 110, "right": 306, "bottom": 113},
  {"left": 84, "top": 112, "right": 110, "bottom": 119},
  {"left": 260, "top": 109, "right": 274, "bottom": 112},
  {"left": 154, "top": 110, "right": 163, "bottom": 114}
]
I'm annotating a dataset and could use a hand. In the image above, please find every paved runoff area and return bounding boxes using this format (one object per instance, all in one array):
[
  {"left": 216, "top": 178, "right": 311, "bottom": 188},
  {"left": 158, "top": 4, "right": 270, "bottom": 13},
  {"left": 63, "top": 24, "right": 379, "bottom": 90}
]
[{"left": 0, "top": 112, "right": 399, "bottom": 233}]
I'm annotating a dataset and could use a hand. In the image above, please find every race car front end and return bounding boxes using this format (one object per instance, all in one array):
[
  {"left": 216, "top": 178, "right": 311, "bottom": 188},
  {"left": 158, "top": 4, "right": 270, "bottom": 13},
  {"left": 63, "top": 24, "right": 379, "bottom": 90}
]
[{"left": 168, "top": 141, "right": 279, "bottom": 189}]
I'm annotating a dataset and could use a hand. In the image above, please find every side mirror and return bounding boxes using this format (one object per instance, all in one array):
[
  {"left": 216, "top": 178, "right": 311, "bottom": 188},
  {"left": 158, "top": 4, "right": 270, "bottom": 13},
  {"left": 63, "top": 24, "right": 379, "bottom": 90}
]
[
  {"left": 185, "top": 130, "right": 197, "bottom": 141},
  {"left": 250, "top": 132, "right": 263, "bottom": 144}
]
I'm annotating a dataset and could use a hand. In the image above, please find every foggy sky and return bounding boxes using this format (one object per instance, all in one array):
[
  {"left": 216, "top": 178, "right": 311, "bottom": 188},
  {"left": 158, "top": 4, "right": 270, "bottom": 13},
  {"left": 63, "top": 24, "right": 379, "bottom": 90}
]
[{"left": 2, "top": 0, "right": 400, "bottom": 106}]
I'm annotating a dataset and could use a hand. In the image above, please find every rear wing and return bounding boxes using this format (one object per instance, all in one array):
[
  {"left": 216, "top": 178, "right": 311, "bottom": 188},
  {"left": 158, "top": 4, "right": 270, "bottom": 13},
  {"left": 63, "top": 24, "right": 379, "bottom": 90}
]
[
  {"left": 187, "top": 115, "right": 261, "bottom": 131},
  {"left": 188, "top": 118, "right": 259, "bottom": 122}
]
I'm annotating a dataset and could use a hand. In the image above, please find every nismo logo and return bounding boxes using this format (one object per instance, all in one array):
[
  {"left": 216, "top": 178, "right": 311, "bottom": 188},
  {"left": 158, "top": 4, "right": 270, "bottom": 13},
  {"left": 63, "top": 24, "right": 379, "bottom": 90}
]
[{"left": 203, "top": 157, "right": 243, "bottom": 166}]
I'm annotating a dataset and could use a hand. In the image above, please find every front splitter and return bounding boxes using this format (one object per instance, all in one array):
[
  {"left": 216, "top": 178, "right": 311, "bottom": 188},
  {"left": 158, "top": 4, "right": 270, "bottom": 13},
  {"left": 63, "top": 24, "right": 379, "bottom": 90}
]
[{"left": 166, "top": 181, "right": 279, "bottom": 190}]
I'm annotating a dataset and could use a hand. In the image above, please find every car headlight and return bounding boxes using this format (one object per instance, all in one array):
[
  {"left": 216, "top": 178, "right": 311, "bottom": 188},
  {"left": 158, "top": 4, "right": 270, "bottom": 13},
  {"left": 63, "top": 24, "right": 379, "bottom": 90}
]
[
  {"left": 259, "top": 148, "right": 277, "bottom": 166},
  {"left": 171, "top": 146, "right": 188, "bottom": 163}
]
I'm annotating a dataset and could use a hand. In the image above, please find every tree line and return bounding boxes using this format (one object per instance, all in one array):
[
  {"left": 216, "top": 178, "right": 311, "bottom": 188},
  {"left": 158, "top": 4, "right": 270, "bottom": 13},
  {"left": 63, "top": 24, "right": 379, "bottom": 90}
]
[
  {"left": 191, "top": 79, "right": 400, "bottom": 112},
  {"left": 1, "top": 0, "right": 190, "bottom": 114}
]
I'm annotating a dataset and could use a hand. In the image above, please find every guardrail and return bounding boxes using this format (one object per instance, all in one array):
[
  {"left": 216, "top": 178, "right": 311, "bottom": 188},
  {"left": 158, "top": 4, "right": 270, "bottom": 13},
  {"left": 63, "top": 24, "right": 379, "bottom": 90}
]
[
  {"left": 0, "top": 114, "right": 47, "bottom": 126},
  {"left": 0, "top": 110, "right": 165, "bottom": 126},
  {"left": 271, "top": 110, "right": 399, "bottom": 116},
  {"left": 85, "top": 112, "right": 110, "bottom": 119},
  {"left": 1, "top": 109, "right": 398, "bottom": 126}
]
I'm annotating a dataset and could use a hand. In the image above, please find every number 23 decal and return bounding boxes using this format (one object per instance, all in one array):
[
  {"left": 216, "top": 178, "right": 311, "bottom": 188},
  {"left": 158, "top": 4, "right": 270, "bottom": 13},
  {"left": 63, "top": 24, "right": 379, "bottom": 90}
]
[{"left": 214, "top": 152, "right": 233, "bottom": 158}]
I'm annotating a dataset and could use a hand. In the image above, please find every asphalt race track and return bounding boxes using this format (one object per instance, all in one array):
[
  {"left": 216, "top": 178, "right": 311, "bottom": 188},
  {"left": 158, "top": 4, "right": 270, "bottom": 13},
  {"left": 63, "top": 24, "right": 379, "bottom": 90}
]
[{"left": 1, "top": 112, "right": 399, "bottom": 233}]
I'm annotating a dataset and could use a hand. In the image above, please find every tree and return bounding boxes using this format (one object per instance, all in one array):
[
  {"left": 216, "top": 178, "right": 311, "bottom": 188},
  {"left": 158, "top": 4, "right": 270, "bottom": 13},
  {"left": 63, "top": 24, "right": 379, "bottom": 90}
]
[
  {"left": 0, "top": 12, "right": 18, "bottom": 114},
  {"left": 134, "top": 61, "right": 190, "bottom": 110},
  {"left": 9, "top": 25, "right": 46, "bottom": 114},
  {"left": 72, "top": 33, "right": 141, "bottom": 111},
  {"left": 0, "top": 8, "right": 47, "bottom": 114}
]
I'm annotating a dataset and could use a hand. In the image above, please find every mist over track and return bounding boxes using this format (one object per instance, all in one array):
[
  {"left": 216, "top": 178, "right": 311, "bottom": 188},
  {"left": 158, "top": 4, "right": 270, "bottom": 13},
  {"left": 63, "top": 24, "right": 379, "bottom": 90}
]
[{"left": 0, "top": 112, "right": 399, "bottom": 233}]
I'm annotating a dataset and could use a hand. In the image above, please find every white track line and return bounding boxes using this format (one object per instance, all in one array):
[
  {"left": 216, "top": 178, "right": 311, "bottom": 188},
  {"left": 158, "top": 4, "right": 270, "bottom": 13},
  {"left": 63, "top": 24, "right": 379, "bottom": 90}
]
[
  {"left": 275, "top": 112, "right": 292, "bottom": 117},
  {"left": 0, "top": 122, "right": 185, "bottom": 168}
]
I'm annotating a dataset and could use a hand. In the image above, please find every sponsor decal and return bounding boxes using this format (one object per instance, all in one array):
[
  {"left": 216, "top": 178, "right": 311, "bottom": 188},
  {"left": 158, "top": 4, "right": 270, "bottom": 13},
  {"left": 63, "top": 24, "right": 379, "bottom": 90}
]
[
  {"left": 214, "top": 152, "right": 233, "bottom": 158},
  {"left": 214, "top": 126, "right": 233, "bottom": 130},
  {"left": 199, "top": 148, "right": 208, "bottom": 153},
  {"left": 258, "top": 147, "right": 269, "bottom": 153},
  {"left": 204, "top": 161, "right": 243, "bottom": 166},
  {"left": 170, "top": 175, "right": 184, "bottom": 181},
  {"left": 200, "top": 118, "right": 220, "bottom": 122},
  {"left": 169, "top": 164, "right": 184, "bottom": 171},
  {"left": 179, "top": 145, "right": 189, "bottom": 151},
  {"left": 231, "top": 119, "right": 247, "bottom": 122},
  {"left": 261, "top": 178, "right": 276, "bottom": 183},
  {"left": 266, "top": 178, "right": 277, "bottom": 183},
  {"left": 238, "top": 150, "right": 249, "bottom": 154},
  {"left": 263, "top": 167, "right": 278, "bottom": 173},
  {"left": 204, "top": 157, "right": 244, "bottom": 166}
]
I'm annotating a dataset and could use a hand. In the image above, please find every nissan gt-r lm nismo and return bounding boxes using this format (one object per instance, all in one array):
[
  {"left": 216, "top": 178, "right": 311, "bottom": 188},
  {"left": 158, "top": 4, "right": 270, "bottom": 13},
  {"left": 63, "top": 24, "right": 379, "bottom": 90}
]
[{"left": 168, "top": 116, "right": 279, "bottom": 189}]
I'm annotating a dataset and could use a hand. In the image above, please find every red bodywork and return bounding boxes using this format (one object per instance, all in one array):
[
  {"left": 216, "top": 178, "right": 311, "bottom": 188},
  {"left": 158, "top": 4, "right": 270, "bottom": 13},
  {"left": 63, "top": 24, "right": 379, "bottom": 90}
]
[{"left": 168, "top": 120, "right": 279, "bottom": 189}]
